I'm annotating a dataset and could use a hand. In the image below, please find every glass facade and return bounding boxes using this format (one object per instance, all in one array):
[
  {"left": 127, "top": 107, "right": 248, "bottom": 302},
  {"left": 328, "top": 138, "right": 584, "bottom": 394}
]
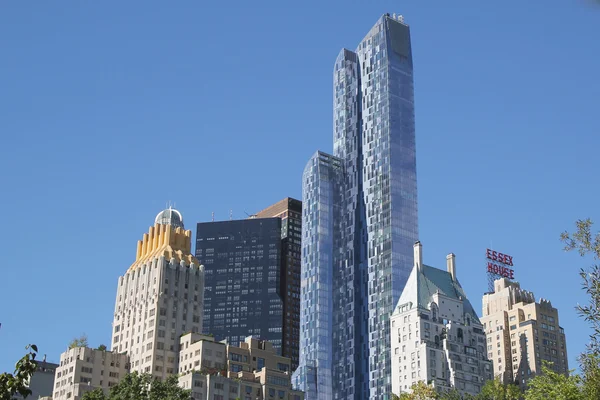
[
  {"left": 196, "top": 218, "right": 284, "bottom": 351},
  {"left": 294, "top": 14, "right": 418, "bottom": 400},
  {"left": 293, "top": 152, "right": 342, "bottom": 400}
]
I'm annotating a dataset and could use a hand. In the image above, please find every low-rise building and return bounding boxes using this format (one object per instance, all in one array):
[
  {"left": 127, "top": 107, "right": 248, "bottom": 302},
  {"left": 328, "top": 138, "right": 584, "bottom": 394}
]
[
  {"left": 482, "top": 278, "right": 569, "bottom": 389},
  {"left": 52, "top": 347, "right": 130, "bottom": 400},
  {"left": 391, "top": 243, "right": 493, "bottom": 397},
  {"left": 178, "top": 333, "right": 303, "bottom": 400}
]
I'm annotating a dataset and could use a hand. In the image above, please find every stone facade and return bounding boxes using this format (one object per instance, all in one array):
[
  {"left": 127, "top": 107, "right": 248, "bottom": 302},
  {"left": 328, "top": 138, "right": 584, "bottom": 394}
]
[
  {"left": 391, "top": 243, "right": 492, "bottom": 397},
  {"left": 178, "top": 333, "right": 304, "bottom": 400},
  {"left": 481, "top": 278, "right": 569, "bottom": 390},
  {"left": 52, "top": 347, "right": 129, "bottom": 400},
  {"left": 111, "top": 208, "right": 205, "bottom": 379}
]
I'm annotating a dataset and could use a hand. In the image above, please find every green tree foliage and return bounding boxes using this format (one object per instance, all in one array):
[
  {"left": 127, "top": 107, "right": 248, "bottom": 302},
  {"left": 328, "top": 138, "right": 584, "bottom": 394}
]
[
  {"left": 561, "top": 218, "right": 600, "bottom": 396},
  {"left": 68, "top": 334, "right": 89, "bottom": 349},
  {"left": 0, "top": 344, "right": 39, "bottom": 400},
  {"left": 438, "top": 388, "right": 466, "bottom": 400},
  {"left": 81, "top": 388, "right": 107, "bottom": 400},
  {"left": 560, "top": 218, "right": 600, "bottom": 354},
  {"left": 475, "top": 379, "right": 520, "bottom": 400},
  {"left": 579, "top": 352, "right": 600, "bottom": 399},
  {"left": 97, "top": 344, "right": 107, "bottom": 351},
  {"left": 80, "top": 372, "right": 190, "bottom": 400},
  {"left": 524, "top": 362, "right": 584, "bottom": 400},
  {"left": 397, "top": 381, "right": 439, "bottom": 399}
]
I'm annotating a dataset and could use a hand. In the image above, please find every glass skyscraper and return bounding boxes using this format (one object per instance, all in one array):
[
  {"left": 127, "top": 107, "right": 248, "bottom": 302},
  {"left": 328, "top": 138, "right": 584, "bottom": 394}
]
[{"left": 293, "top": 14, "right": 418, "bottom": 400}]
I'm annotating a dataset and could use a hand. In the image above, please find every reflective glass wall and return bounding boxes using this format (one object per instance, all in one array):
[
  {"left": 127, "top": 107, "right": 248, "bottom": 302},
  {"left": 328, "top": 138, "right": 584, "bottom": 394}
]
[
  {"left": 293, "top": 151, "right": 343, "bottom": 400},
  {"left": 296, "top": 14, "right": 418, "bottom": 400},
  {"left": 354, "top": 15, "right": 418, "bottom": 400}
]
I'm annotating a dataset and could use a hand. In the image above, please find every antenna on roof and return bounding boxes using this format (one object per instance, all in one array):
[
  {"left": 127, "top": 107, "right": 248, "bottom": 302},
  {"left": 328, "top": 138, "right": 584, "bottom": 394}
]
[
  {"left": 230, "top": 210, "right": 233, "bottom": 220},
  {"left": 212, "top": 212, "right": 214, "bottom": 222}
]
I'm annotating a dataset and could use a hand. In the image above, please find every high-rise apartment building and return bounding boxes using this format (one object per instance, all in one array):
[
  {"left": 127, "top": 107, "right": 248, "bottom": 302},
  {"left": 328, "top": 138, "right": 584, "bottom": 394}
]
[
  {"left": 255, "top": 198, "right": 303, "bottom": 369},
  {"left": 481, "top": 279, "right": 569, "bottom": 390},
  {"left": 52, "top": 347, "right": 129, "bottom": 400},
  {"left": 293, "top": 152, "right": 342, "bottom": 400},
  {"left": 110, "top": 208, "right": 205, "bottom": 378},
  {"left": 390, "top": 243, "right": 492, "bottom": 397},
  {"left": 293, "top": 13, "right": 418, "bottom": 400},
  {"left": 196, "top": 218, "right": 284, "bottom": 352}
]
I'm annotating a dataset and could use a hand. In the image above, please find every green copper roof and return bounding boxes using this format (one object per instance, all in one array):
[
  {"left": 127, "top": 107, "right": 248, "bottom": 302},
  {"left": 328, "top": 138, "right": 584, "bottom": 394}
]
[{"left": 399, "top": 265, "right": 481, "bottom": 323}]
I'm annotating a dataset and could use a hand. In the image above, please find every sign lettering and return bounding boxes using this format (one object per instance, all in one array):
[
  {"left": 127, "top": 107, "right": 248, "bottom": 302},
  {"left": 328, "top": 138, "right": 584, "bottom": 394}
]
[{"left": 486, "top": 248, "right": 515, "bottom": 280}]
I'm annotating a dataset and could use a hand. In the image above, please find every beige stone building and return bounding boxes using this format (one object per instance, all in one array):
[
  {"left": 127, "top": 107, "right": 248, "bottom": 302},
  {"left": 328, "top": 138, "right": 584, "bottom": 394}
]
[
  {"left": 178, "top": 333, "right": 304, "bottom": 400},
  {"left": 481, "top": 278, "right": 569, "bottom": 389},
  {"left": 110, "top": 208, "right": 205, "bottom": 379},
  {"left": 51, "top": 347, "right": 129, "bottom": 400}
]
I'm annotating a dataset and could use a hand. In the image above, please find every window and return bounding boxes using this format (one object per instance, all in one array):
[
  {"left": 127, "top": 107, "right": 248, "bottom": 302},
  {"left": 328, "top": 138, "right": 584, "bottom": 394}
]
[
  {"left": 267, "top": 376, "right": 288, "bottom": 387},
  {"left": 231, "top": 364, "right": 243, "bottom": 372},
  {"left": 277, "top": 363, "right": 289, "bottom": 372}
]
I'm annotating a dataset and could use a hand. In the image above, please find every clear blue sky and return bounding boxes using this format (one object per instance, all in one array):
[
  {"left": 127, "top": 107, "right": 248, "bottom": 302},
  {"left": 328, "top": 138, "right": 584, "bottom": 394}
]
[{"left": 1, "top": 0, "right": 599, "bottom": 375}]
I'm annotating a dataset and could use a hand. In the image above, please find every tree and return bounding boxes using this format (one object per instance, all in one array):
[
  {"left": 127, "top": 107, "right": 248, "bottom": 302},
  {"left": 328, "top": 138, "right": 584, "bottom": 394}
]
[
  {"left": 97, "top": 344, "right": 107, "bottom": 351},
  {"left": 560, "top": 218, "right": 600, "bottom": 354},
  {"left": 0, "top": 344, "right": 39, "bottom": 400},
  {"left": 397, "top": 381, "right": 439, "bottom": 400},
  {"left": 579, "top": 351, "right": 600, "bottom": 399},
  {"left": 524, "top": 362, "right": 584, "bottom": 400},
  {"left": 68, "top": 333, "right": 89, "bottom": 349},
  {"left": 80, "top": 388, "right": 106, "bottom": 400},
  {"left": 475, "top": 379, "right": 520, "bottom": 400},
  {"left": 561, "top": 219, "right": 600, "bottom": 396},
  {"left": 80, "top": 372, "right": 190, "bottom": 400},
  {"left": 438, "top": 388, "right": 465, "bottom": 400}
]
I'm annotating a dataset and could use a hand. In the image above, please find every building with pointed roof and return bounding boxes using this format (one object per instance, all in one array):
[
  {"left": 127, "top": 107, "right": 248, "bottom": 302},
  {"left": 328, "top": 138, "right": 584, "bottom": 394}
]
[{"left": 390, "top": 242, "right": 492, "bottom": 397}]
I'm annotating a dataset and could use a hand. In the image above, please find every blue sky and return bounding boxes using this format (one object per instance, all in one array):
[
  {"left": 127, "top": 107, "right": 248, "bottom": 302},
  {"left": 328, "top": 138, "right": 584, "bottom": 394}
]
[{"left": 1, "top": 0, "right": 599, "bottom": 375}]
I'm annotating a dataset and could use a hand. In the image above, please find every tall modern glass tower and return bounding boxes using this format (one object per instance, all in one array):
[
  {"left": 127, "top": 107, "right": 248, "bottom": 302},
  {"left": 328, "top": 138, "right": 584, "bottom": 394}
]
[{"left": 293, "top": 14, "right": 418, "bottom": 400}]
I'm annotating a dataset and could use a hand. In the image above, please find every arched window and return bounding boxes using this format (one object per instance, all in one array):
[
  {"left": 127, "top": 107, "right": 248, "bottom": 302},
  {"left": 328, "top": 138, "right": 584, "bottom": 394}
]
[{"left": 430, "top": 302, "right": 438, "bottom": 322}]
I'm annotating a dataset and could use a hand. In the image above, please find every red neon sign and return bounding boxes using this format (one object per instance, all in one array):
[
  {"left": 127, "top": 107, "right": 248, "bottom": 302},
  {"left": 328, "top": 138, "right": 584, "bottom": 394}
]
[{"left": 486, "top": 248, "right": 514, "bottom": 279}]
